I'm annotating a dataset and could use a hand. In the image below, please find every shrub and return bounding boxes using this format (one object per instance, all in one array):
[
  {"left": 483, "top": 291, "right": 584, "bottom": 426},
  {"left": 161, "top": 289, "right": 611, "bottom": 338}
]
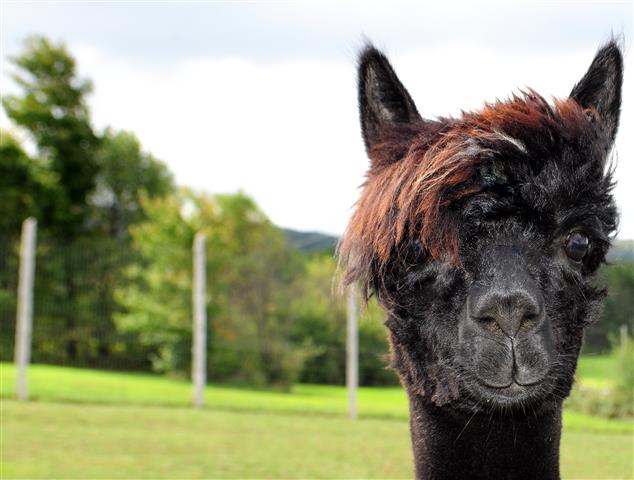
[{"left": 566, "top": 334, "right": 633, "bottom": 419}]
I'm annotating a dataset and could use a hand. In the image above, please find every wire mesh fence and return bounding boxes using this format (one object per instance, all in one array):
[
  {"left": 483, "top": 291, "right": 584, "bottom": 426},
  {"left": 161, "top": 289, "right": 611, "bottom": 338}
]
[
  {"left": 1, "top": 222, "right": 397, "bottom": 401},
  {"left": 0, "top": 235, "right": 19, "bottom": 364},
  {"left": 2, "top": 233, "right": 152, "bottom": 371}
]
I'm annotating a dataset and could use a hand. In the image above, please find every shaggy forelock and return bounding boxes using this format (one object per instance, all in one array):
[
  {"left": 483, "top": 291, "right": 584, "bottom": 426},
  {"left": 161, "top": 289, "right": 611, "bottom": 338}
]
[{"left": 338, "top": 90, "right": 610, "bottom": 297}]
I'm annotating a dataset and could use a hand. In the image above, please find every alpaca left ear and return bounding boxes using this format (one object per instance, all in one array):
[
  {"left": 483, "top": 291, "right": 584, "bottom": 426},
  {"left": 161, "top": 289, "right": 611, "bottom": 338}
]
[
  {"left": 358, "top": 45, "right": 422, "bottom": 152},
  {"left": 570, "top": 41, "right": 623, "bottom": 144}
]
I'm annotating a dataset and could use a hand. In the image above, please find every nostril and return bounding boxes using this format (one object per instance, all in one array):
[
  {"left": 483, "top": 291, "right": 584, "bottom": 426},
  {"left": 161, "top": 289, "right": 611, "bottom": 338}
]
[
  {"left": 520, "top": 309, "right": 543, "bottom": 331},
  {"left": 469, "top": 294, "right": 544, "bottom": 337},
  {"left": 473, "top": 315, "right": 504, "bottom": 335}
]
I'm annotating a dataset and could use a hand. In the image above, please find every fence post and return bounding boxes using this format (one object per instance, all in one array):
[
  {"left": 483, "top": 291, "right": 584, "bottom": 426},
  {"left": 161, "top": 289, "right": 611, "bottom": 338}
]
[
  {"left": 14, "top": 217, "right": 37, "bottom": 401},
  {"left": 192, "top": 232, "right": 207, "bottom": 408},
  {"left": 347, "top": 284, "right": 359, "bottom": 419},
  {"left": 620, "top": 324, "right": 628, "bottom": 349}
]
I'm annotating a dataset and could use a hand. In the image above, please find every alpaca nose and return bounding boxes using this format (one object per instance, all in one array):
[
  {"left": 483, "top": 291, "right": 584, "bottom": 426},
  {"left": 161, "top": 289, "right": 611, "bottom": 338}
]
[{"left": 468, "top": 287, "right": 544, "bottom": 337}]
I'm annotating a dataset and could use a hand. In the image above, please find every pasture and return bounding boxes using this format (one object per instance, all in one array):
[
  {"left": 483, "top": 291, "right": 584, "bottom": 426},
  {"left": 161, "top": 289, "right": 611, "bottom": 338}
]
[{"left": 1, "top": 362, "right": 633, "bottom": 479}]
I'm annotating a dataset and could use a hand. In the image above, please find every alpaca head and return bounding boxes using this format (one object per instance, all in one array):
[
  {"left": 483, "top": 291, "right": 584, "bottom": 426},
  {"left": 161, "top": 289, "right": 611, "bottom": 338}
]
[{"left": 339, "top": 43, "right": 622, "bottom": 413}]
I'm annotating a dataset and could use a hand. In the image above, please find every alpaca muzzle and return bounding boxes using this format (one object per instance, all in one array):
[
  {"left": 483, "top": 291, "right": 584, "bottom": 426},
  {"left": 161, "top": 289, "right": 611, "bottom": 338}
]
[{"left": 459, "top": 246, "right": 555, "bottom": 396}]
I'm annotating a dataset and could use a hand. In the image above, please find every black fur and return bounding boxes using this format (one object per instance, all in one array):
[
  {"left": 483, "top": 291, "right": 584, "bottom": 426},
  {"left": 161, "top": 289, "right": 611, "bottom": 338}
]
[{"left": 343, "top": 41, "right": 623, "bottom": 480}]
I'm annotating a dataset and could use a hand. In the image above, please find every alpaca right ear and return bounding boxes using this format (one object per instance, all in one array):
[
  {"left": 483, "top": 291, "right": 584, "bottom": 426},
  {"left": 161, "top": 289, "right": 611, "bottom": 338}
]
[
  {"left": 358, "top": 45, "right": 422, "bottom": 152},
  {"left": 570, "top": 41, "right": 623, "bottom": 144}
]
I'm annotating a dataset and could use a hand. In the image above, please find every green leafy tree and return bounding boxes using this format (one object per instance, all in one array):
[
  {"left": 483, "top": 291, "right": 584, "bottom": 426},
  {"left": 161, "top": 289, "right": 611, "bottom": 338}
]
[
  {"left": 3, "top": 36, "right": 100, "bottom": 360},
  {"left": 0, "top": 131, "right": 34, "bottom": 357},
  {"left": 0, "top": 130, "right": 51, "bottom": 235},
  {"left": 2, "top": 38, "right": 175, "bottom": 366},
  {"left": 585, "top": 261, "right": 634, "bottom": 352},
  {"left": 116, "top": 190, "right": 304, "bottom": 386},
  {"left": 289, "top": 254, "right": 397, "bottom": 386},
  {"left": 212, "top": 193, "right": 304, "bottom": 386},
  {"left": 289, "top": 255, "right": 346, "bottom": 384},
  {"left": 115, "top": 191, "right": 195, "bottom": 373},
  {"left": 3, "top": 36, "right": 99, "bottom": 238},
  {"left": 92, "top": 128, "right": 174, "bottom": 238},
  {"left": 601, "top": 262, "right": 634, "bottom": 338},
  {"left": 79, "top": 128, "right": 175, "bottom": 365}
]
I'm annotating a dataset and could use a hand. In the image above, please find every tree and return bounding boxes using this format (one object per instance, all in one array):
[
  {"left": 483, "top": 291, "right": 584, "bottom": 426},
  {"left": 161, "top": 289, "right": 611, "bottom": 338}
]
[
  {"left": 584, "top": 261, "right": 634, "bottom": 352},
  {"left": 0, "top": 130, "right": 44, "bottom": 235},
  {"left": 212, "top": 193, "right": 304, "bottom": 386},
  {"left": 74, "top": 128, "right": 176, "bottom": 365},
  {"left": 116, "top": 190, "right": 305, "bottom": 386},
  {"left": 3, "top": 36, "right": 99, "bottom": 238},
  {"left": 3, "top": 36, "right": 100, "bottom": 360},
  {"left": 2, "top": 38, "right": 176, "bottom": 367},
  {"left": 289, "top": 254, "right": 397, "bottom": 386},
  {"left": 91, "top": 128, "right": 174, "bottom": 238},
  {"left": 114, "top": 191, "right": 196, "bottom": 373}
]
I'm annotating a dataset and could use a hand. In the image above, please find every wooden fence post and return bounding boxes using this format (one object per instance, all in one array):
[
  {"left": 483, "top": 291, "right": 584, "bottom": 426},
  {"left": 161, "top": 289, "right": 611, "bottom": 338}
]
[
  {"left": 192, "top": 232, "right": 207, "bottom": 408},
  {"left": 620, "top": 324, "right": 628, "bottom": 349},
  {"left": 14, "top": 217, "right": 37, "bottom": 401},
  {"left": 347, "top": 284, "right": 359, "bottom": 419}
]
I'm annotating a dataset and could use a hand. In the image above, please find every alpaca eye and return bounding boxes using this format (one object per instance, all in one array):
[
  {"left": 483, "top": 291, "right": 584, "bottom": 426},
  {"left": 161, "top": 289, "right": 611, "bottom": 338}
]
[{"left": 564, "top": 232, "right": 590, "bottom": 262}]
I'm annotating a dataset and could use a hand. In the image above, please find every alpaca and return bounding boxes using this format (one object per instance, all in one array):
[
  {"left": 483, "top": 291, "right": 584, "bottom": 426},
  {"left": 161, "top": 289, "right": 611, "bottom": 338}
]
[{"left": 339, "top": 42, "right": 622, "bottom": 480}]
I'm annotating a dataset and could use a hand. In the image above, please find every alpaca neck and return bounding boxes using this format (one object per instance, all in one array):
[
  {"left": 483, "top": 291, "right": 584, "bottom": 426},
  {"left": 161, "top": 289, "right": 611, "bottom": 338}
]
[{"left": 407, "top": 393, "right": 562, "bottom": 480}]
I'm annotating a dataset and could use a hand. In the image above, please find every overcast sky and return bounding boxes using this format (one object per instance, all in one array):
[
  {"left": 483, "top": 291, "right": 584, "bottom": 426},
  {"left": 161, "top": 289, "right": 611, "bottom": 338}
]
[{"left": 1, "top": 1, "right": 632, "bottom": 238}]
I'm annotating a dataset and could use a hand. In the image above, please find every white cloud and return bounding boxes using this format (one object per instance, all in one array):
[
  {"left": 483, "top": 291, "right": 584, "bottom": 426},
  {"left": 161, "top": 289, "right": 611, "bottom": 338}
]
[{"left": 69, "top": 45, "right": 365, "bottom": 236}]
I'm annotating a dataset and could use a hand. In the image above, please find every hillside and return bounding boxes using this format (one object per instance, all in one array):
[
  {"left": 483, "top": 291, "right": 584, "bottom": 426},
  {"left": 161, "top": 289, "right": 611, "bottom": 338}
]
[
  {"left": 608, "top": 239, "right": 634, "bottom": 263},
  {"left": 283, "top": 229, "right": 338, "bottom": 253}
]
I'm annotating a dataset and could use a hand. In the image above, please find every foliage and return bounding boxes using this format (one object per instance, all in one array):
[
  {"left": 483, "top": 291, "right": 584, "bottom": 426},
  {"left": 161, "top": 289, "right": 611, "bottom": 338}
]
[
  {"left": 91, "top": 128, "right": 174, "bottom": 237},
  {"left": 583, "top": 261, "right": 634, "bottom": 352},
  {"left": 114, "top": 192, "right": 194, "bottom": 373},
  {"left": 0, "top": 37, "right": 175, "bottom": 367},
  {"left": 2, "top": 36, "right": 99, "bottom": 362},
  {"left": 612, "top": 334, "right": 634, "bottom": 418},
  {"left": 0, "top": 130, "right": 54, "bottom": 238},
  {"left": 0, "top": 131, "right": 39, "bottom": 357},
  {"left": 116, "top": 190, "right": 305, "bottom": 387},
  {"left": 567, "top": 336, "right": 634, "bottom": 419},
  {"left": 2, "top": 36, "right": 99, "bottom": 238},
  {"left": 289, "top": 255, "right": 396, "bottom": 386},
  {"left": 0, "top": 236, "right": 19, "bottom": 361},
  {"left": 596, "top": 262, "right": 634, "bottom": 349},
  {"left": 210, "top": 193, "right": 305, "bottom": 387}
]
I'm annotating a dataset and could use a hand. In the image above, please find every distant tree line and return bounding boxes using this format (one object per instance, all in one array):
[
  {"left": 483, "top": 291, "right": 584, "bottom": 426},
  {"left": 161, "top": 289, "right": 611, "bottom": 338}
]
[
  {"left": 0, "top": 36, "right": 630, "bottom": 387},
  {"left": 0, "top": 36, "right": 395, "bottom": 387}
]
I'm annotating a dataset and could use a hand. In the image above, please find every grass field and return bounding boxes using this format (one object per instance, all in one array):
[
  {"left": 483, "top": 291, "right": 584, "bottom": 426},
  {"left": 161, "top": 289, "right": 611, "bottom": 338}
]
[
  {"left": 0, "top": 358, "right": 626, "bottom": 422},
  {"left": 1, "top": 362, "right": 633, "bottom": 479}
]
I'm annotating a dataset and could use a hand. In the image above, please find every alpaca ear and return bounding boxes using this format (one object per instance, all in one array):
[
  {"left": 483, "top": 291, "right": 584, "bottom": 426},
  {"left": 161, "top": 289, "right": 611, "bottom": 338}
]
[
  {"left": 570, "top": 41, "right": 623, "bottom": 144},
  {"left": 358, "top": 45, "right": 422, "bottom": 151}
]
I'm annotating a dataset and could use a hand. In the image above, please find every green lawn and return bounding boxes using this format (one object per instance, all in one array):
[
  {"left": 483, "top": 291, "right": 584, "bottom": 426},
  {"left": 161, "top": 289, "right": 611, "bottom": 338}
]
[
  {"left": 1, "top": 363, "right": 632, "bottom": 479},
  {"left": 2, "top": 400, "right": 633, "bottom": 479},
  {"left": 0, "top": 363, "right": 407, "bottom": 419}
]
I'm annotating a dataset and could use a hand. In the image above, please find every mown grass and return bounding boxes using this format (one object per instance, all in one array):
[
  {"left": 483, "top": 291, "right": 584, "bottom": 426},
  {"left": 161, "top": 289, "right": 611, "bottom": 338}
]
[
  {"left": 1, "top": 362, "right": 632, "bottom": 478},
  {"left": 0, "top": 363, "right": 407, "bottom": 419},
  {"left": 1, "top": 362, "right": 631, "bottom": 432},
  {"left": 2, "top": 400, "right": 633, "bottom": 479}
]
